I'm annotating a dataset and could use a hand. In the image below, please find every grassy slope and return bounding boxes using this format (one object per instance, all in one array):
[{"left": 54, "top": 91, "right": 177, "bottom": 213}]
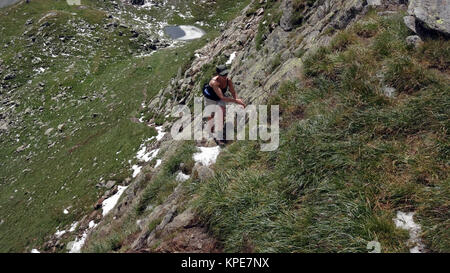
[
  {"left": 0, "top": 0, "right": 250, "bottom": 252},
  {"left": 193, "top": 11, "right": 449, "bottom": 253},
  {"left": 83, "top": 0, "right": 254, "bottom": 253}
]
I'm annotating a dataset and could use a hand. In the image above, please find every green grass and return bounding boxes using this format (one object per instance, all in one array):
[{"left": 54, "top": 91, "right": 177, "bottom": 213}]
[
  {"left": 0, "top": 0, "right": 250, "bottom": 252},
  {"left": 253, "top": 0, "right": 281, "bottom": 51},
  {"left": 193, "top": 12, "right": 449, "bottom": 253},
  {"left": 83, "top": 140, "right": 196, "bottom": 253},
  {"left": 135, "top": 141, "right": 196, "bottom": 214}
]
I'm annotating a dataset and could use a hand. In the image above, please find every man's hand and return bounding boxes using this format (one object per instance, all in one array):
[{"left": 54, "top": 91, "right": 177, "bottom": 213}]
[{"left": 235, "top": 98, "right": 246, "bottom": 108}]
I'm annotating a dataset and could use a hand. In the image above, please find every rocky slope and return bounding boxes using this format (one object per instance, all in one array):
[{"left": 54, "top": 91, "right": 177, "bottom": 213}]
[
  {"left": 0, "top": 0, "right": 250, "bottom": 252},
  {"left": 80, "top": 0, "right": 448, "bottom": 253},
  {"left": 2, "top": 0, "right": 448, "bottom": 253}
]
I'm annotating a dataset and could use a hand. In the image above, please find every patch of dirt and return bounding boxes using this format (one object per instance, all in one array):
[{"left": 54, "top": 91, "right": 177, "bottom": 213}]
[{"left": 151, "top": 227, "right": 222, "bottom": 253}]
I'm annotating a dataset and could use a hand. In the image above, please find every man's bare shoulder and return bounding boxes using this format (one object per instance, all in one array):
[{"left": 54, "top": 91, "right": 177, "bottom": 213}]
[{"left": 209, "top": 77, "right": 220, "bottom": 87}]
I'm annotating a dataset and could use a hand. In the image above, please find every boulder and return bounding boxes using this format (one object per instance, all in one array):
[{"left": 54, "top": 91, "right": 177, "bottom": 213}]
[
  {"left": 105, "top": 180, "right": 116, "bottom": 189},
  {"left": 406, "top": 35, "right": 423, "bottom": 48},
  {"left": 404, "top": 15, "right": 417, "bottom": 33},
  {"left": 280, "top": 0, "right": 293, "bottom": 31},
  {"left": 407, "top": 0, "right": 450, "bottom": 36},
  {"left": 192, "top": 164, "right": 215, "bottom": 182}
]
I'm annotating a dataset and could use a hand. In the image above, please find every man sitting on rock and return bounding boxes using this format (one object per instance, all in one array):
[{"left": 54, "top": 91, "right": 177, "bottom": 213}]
[{"left": 202, "top": 64, "right": 246, "bottom": 145}]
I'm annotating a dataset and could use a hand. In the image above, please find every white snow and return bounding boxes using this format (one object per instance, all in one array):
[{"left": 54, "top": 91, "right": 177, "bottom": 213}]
[
  {"left": 67, "top": 221, "right": 97, "bottom": 253},
  {"left": 69, "top": 221, "right": 78, "bottom": 232},
  {"left": 226, "top": 51, "right": 237, "bottom": 65},
  {"left": 55, "top": 230, "right": 67, "bottom": 238},
  {"left": 193, "top": 146, "right": 221, "bottom": 166},
  {"left": 132, "top": 165, "right": 142, "bottom": 178},
  {"left": 101, "top": 186, "right": 128, "bottom": 217},
  {"left": 176, "top": 25, "right": 205, "bottom": 40},
  {"left": 393, "top": 211, "right": 425, "bottom": 253},
  {"left": 176, "top": 171, "right": 190, "bottom": 182},
  {"left": 155, "top": 126, "right": 166, "bottom": 141},
  {"left": 31, "top": 249, "right": 40, "bottom": 253},
  {"left": 136, "top": 146, "right": 160, "bottom": 163},
  {"left": 68, "top": 232, "right": 87, "bottom": 253},
  {"left": 154, "top": 159, "right": 162, "bottom": 169},
  {"left": 88, "top": 220, "right": 96, "bottom": 229},
  {"left": 131, "top": 126, "right": 165, "bottom": 177},
  {"left": 141, "top": 2, "right": 157, "bottom": 9}
]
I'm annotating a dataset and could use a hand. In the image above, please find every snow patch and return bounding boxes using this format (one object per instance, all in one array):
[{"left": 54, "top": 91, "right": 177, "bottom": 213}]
[
  {"left": 165, "top": 25, "right": 205, "bottom": 40},
  {"left": 68, "top": 232, "right": 87, "bottom": 253},
  {"left": 102, "top": 186, "right": 128, "bottom": 217},
  {"left": 393, "top": 211, "right": 425, "bottom": 253},
  {"left": 137, "top": 146, "right": 160, "bottom": 163},
  {"left": 55, "top": 230, "right": 67, "bottom": 238},
  {"left": 67, "top": 221, "right": 98, "bottom": 253},
  {"left": 193, "top": 146, "right": 221, "bottom": 166},
  {"left": 176, "top": 171, "right": 190, "bottom": 182},
  {"left": 155, "top": 126, "right": 166, "bottom": 141},
  {"left": 130, "top": 126, "right": 165, "bottom": 177},
  {"left": 154, "top": 159, "right": 162, "bottom": 169},
  {"left": 88, "top": 220, "right": 96, "bottom": 229},
  {"left": 69, "top": 221, "right": 78, "bottom": 232},
  {"left": 132, "top": 165, "right": 142, "bottom": 178},
  {"left": 226, "top": 52, "right": 237, "bottom": 65},
  {"left": 178, "top": 25, "right": 205, "bottom": 40}
]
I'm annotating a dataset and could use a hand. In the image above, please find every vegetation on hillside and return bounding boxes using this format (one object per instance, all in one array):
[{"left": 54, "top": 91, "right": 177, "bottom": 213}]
[
  {"left": 0, "top": 0, "right": 250, "bottom": 252},
  {"left": 193, "top": 11, "right": 449, "bottom": 253}
]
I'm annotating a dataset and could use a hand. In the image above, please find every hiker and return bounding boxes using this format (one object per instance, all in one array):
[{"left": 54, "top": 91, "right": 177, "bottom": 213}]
[{"left": 203, "top": 64, "right": 246, "bottom": 144}]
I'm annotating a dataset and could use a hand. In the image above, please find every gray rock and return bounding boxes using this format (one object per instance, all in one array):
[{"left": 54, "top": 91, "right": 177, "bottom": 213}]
[
  {"left": 193, "top": 164, "right": 215, "bottom": 182},
  {"left": 16, "top": 145, "right": 26, "bottom": 153},
  {"left": 105, "top": 180, "right": 116, "bottom": 189},
  {"left": 57, "top": 123, "right": 65, "bottom": 131},
  {"left": 383, "top": 86, "right": 396, "bottom": 98},
  {"left": 280, "top": 0, "right": 293, "bottom": 31},
  {"left": 407, "top": 0, "right": 450, "bottom": 36},
  {"left": 406, "top": 35, "right": 423, "bottom": 48},
  {"left": 0, "top": 120, "right": 9, "bottom": 131},
  {"left": 367, "top": 0, "right": 382, "bottom": 6},
  {"left": 44, "top": 128, "right": 54, "bottom": 136},
  {"left": 4, "top": 73, "right": 16, "bottom": 80},
  {"left": 404, "top": 15, "right": 417, "bottom": 33}
]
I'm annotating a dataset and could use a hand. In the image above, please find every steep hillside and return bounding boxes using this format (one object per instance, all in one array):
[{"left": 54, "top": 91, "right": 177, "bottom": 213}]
[
  {"left": 81, "top": 0, "right": 449, "bottom": 253},
  {"left": 1, "top": 0, "right": 448, "bottom": 253},
  {"left": 0, "top": 0, "right": 250, "bottom": 252}
]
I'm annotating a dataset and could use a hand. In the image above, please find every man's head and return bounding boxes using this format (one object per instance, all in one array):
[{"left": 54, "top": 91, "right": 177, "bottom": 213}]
[{"left": 216, "top": 64, "right": 229, "bottom": 78}]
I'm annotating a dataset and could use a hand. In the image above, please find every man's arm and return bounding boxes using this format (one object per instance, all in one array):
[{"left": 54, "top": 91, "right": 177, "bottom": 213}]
[
  {"left": 228, "top": 78, "right": 237, "bottom": 100},
  {"left": 211, "top": 83, "right": 237, "bottom": 103}
]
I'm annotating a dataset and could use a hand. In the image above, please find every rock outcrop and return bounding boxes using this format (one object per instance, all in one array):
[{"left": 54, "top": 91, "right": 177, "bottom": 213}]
[
  {"left": 147, "top": 0, "right": 381, "bottom": 119},
  {"left": 405, "top": 0, "right": 450, "bottom": 37},
  {"left": 83, "top": 0, "right": 436, "bottom": 253}
]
